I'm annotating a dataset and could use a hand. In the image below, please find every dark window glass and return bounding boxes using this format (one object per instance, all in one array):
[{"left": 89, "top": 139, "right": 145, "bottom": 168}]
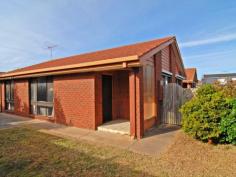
[
  {"left": 10, "top": 81, "right": 14, "bottom": 100},
  {"left": 37, "top": 78, "right": 47, "bottom": 101},
  {"left": 5, "top": 82, "right": 10, "bottom": 100},
  {"left": 5, "top": 80, "right": 14, "bottom": 111}
]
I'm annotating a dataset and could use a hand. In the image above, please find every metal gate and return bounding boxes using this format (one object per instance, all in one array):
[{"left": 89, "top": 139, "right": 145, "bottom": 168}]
[{"left": 161, "top": 83, "right": 193, "bottom": 125}]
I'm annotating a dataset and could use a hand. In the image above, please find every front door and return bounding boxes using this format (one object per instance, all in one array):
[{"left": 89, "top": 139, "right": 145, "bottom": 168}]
[{"left": 102, "top": 75, "right": 112, "bottom": 123}]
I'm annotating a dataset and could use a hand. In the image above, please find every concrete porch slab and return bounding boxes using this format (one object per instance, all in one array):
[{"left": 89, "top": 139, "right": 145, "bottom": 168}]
[{"left": 97, "top": 119, "right": 130, "bottom": 135}]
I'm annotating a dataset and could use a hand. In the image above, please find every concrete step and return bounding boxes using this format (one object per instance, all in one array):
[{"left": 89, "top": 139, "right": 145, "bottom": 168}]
[{"left": 97, "top": 119, "right": 130, "bottom": 135}]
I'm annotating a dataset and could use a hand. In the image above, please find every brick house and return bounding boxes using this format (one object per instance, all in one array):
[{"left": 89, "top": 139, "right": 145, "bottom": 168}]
[
  {"left": 0, "top": 36, "right": 185, "bottom": 139},
  {"left": 183, "top": 68, "right": 198, "bottom": 88}
]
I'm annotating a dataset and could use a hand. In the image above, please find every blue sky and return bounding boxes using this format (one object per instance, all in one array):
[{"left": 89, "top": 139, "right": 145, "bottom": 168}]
[{"left": 0, "top": 0, "right": 236, "bottom": 78}]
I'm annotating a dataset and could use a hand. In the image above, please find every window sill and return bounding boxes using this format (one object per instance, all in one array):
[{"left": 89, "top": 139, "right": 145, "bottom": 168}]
[
  {"left": 30, "top": 114, "right": 55, "bottom": 122},
  {"left": 4, "top": 110, "right": 15, "bottom": 113}
]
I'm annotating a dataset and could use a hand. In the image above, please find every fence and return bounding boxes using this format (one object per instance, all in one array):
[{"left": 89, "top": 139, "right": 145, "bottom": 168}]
[{"left": 161, "top": 83, "right": 193, "bottom": 125}]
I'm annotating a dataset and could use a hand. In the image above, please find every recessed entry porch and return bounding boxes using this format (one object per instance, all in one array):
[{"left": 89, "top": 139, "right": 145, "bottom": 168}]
[{"left": 97, "top": 70, "right": 131, "bottom": 135}]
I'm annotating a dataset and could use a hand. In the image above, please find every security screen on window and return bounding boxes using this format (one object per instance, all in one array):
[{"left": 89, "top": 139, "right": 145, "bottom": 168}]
[{"left": 30, "top": 77, "right": 53, "bottom": 117}]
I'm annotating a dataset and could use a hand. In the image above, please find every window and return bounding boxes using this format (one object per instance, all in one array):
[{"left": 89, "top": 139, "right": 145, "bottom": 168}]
[
  {"left": 176, "top": 79, "right": 182, "bottom": 86},
  {"left": 162, "top": 74, "right": 171, "bottom": 86},
  {"left": 5, "top": 80, "right": 14, "bottom": 111},
  {"left": 217, "top": 78, "right": 225, "bottom": 83},
  {"left": 30, "top": 77, "right": 54, "bottom": 117}
]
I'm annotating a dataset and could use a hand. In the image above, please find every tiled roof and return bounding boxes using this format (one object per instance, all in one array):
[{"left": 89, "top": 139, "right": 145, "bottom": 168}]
[
  {"left": 184, "top": 68, "right": 197, "bottom": 82},
  {"left": 6, "top": 36, "right": 174, "bottom": 75}
]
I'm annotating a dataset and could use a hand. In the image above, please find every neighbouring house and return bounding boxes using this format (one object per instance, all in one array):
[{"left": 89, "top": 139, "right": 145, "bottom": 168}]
[
  {"left": 183, "top": 68, "right": 198, "bottom": 88},
  {"left": 202, "top": 73, "right": 236, "bottom": 85},
  {"left": 0, "top": 36, "right": 185, "bottom": 139}
]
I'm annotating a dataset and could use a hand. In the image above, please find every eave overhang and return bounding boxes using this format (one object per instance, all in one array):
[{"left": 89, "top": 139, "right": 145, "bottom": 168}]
[{"left": 0, "top": 55, "right": 140, "bottom": 80}]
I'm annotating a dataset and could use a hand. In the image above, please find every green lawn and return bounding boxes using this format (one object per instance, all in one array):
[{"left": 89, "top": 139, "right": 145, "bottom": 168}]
[{"left": 0, "top": 127, "right": 235, "bottom": 177}]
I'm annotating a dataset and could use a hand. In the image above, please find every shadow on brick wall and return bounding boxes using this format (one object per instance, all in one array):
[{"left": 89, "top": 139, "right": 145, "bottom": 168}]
[{"left": 54, "top": 95, "right": 67, "bottom": 126}]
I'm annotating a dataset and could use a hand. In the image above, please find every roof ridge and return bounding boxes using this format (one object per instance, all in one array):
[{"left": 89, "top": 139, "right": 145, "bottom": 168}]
[
  {"left": 40, "top": 36, "right": 175, "bottom": 63},
  {"left": 7, "top": 36, "right": 174, "bottom": 74},
  {"left": 138, "top": 36, "right": 175, "bottom": 57},
  {"left": 3, "top": 36, "right": 176, "bottom": 77}
]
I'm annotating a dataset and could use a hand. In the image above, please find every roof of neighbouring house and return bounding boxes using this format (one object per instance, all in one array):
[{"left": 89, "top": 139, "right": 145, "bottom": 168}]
[
  {"left": 203, "top": 73, "right": 236, "bottom": 78},
  {"left": 183, "top": 68, "right": 198, "bottom": 83},
  {"left": 1, "top": 36, "right": 183, "bottom": 79}
]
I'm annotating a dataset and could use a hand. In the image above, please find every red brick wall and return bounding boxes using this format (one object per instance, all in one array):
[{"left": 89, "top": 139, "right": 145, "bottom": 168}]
[
  {"left": 136, "top": 68, "right": 144, "bottom": 139},
  {"left": 95, "top": 74, "right": 103, "bottom": 128},
  {"left": 129, "top": 68, "right": 144, "bottom": 139},
  {"left": 54, "top": 74, "right": 96, "bottom": 130},
  {"left": 144, "top": 117, "right": 156, "bottom": 131},
  {"left": 14, "top": 79, "right": 30, "bottom": 116}
]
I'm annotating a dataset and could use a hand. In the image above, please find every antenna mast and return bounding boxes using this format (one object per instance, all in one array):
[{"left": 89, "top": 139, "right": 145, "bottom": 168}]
[{"left": 47, "top": 44, "right": 58, "bottom": 59}]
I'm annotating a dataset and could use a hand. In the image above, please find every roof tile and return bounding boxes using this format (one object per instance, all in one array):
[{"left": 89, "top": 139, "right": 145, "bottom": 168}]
[
  {"left": 184, "top": 68, "right": 197, "bottom": 81},
  {"left": 7, "top": 36, "right": 174, "bottom": 75}
]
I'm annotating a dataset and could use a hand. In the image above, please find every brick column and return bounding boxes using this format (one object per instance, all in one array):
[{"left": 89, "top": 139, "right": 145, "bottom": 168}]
[
  {"left": 129, "top": 71, "right": 136, "bottom": 138},
  {"left": 129, "top": 68, "right": 144, "bottom": 139},
  {"left": 1, "top": 82, "right": 5, "bottom": 111},
  {"left": 95, "top": 74, "right": 103, "bottom": 129},
  {"left": 0, "top": 82, "right": 2, "bottom": 112}
]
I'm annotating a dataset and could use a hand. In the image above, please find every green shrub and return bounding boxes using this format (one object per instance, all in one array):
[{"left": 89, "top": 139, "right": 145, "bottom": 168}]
[
  {"left": 220, "top": 99, "right": 236, "bottom": 144},
  {"left": 214, "top": 81, "right": 236, "bottom": 98},
  {"left": 180, "top": 84, "right": 232, "bottom": 143}
]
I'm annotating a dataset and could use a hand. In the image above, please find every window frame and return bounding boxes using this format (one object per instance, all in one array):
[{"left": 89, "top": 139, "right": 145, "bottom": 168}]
[
  {"left": 176, "top": 78, "right": 182, "bottom": 86},
  {"left": 5, "top": 80, "right": 14, "bottom": 111},
  {"left": 30, "top": 77, "right": 54, "bottom": 117},
  {"left": 162, "top": 73, "right": 172, "bottom": 86}
]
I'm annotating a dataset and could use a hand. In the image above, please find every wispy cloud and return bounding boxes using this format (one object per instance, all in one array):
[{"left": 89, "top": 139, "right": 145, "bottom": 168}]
[
  {"left": 180, "top": 33, "right": 236, "bottom": 48},
  {"left": 184, "top": 49, "right": 236, "bottom": 59}
]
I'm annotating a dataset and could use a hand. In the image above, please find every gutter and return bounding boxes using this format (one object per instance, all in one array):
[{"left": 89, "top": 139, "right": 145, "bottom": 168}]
[
  {"left": 1, "top": 55, "right": 139, "bottom": 78},
  {"left": 0, "top": 55, "right": 140, "bottom": 80},
  {"left": 0, "top": 61, "right": 141, "bottom": 80},
  {"left": 175, "top": 74, "right": 185, "bottom": 80}
]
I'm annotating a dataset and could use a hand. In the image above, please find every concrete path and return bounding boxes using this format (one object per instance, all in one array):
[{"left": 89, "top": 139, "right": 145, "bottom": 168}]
[{"left": 0, "top": 113, "right": 180, "bottom": 156}]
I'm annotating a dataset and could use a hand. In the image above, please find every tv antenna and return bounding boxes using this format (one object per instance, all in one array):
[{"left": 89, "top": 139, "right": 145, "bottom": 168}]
[{"left": 46, "top": 44, "right": 58, "bottom": 59}]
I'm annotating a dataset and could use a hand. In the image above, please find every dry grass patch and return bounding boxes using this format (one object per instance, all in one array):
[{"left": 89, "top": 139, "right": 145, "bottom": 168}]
[
  {"left": 159, "top": 132, "right": 236, "bottom": 177},
  {"left": 0, "top": 127, "right": 235, "bottom": 177}
]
